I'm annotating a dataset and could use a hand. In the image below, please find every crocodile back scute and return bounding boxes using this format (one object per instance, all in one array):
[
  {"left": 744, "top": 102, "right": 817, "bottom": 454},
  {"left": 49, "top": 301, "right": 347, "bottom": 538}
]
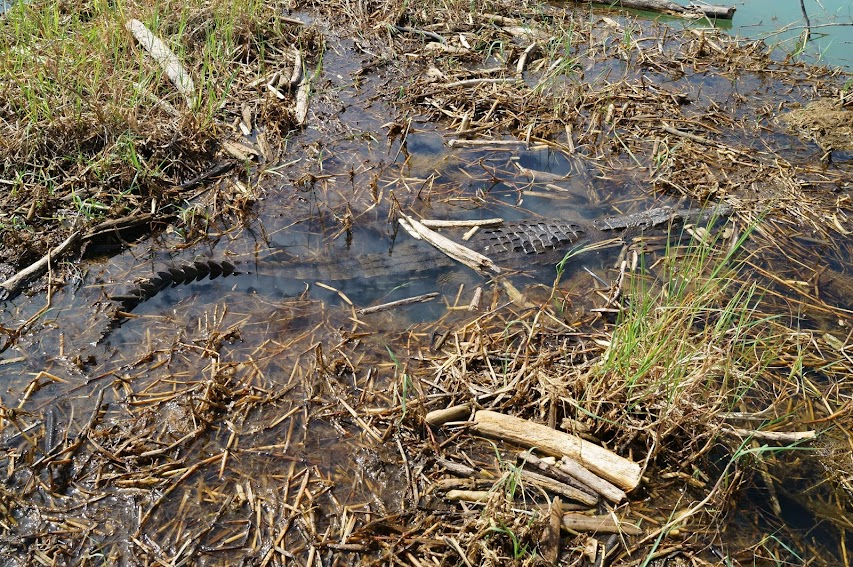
[{"left": 475, "top": 221, "right": 586, "bottom": 256}]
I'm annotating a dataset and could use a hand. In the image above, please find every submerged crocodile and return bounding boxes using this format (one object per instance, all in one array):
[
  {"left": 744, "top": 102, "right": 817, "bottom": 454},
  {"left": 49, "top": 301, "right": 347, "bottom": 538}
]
[{"left": 110, "top": 204, "right": 732, "bottom": 312}]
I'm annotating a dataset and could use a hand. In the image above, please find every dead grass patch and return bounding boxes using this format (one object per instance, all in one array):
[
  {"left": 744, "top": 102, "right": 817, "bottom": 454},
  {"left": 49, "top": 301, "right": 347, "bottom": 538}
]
[{"left": 0, "top": 0, "right": 312, "bottom": 267}]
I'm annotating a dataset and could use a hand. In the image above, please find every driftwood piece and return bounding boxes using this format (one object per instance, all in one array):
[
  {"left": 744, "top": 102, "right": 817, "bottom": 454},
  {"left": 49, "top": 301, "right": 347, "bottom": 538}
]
[
  {"left": 357, "top": 292, "right": 439, "bottom": 315},
  {"left": 518, "top": 451, "right": 599, "bottom": 500},
  {"left": 561, "top": 513, "right": 642, "bottom": 536},
  {"left": 723, "top": 427, "right": 816, "bottom": 445},
  {"left": 125, "top": 19, "right": 195, "bottom": 107},
  {"left": 520, "top": 470, "right": 598, "bottom": 506},
  {"left": 425, "top": 404, "right": 472, "bottom": 427},
  {"left": 542, "top": 497, "right": 563, "bottom": 565},
  {"left": 420, "top": 218, "right": 504, "bottom": 229},
  {"left": 289, "top": 47, "right": 303, "bottom": 89},
  {"left": 558, "top": 456, "right": 627, "bottom": 504},
  {"left": 577, "top": 0, "right": 735, "bottom": 19},
  {"left": 294, "top": 57, "right": 311, "bottom": 127},
  {"left": 0, "top": 231, "right": 82, "bottom": 300},
  {"left": 435, "top": 457, "right": 478, "bottom": 478},
  {"left": 399, "top": 215, "right": 501, "bottom": 275},
  {"left": 446, "top": 489, "right": 490, "bottom": 502},
  {"left": 470, "top": 411, "right": 642, "bottom": 491}
]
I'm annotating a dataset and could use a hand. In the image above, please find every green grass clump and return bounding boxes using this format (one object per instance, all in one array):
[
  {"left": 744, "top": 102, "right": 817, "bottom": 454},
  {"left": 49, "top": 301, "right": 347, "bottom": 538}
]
[
  {"left": 587, "top": 223, "right": 785, "bottom": 449},
  {"left": 0, "top": 0, "right": 297, "bottom": 256}
]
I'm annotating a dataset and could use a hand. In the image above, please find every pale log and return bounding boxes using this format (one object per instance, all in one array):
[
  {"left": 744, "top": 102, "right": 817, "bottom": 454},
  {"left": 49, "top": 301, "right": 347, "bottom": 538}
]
[
  {"left": 425, "top": 404, "right": 472, "bottom": 427},
  {"left": 562, "top": 513, "right": 642, "bottom": 535},
  {"left": 571, "top": 0, "right": 735, "bottom": 19},
  {"left": 520, "top": 470, "right": 598, "bottom": 506},
  {"left": 558, "top": 456, "right": 627, "bottom": 503},
  {"left": 126, "top": 19, "right": 195, "bottom": 107},
  {"left": 471, "top": 410, "right": 641, "bottom": 491}
]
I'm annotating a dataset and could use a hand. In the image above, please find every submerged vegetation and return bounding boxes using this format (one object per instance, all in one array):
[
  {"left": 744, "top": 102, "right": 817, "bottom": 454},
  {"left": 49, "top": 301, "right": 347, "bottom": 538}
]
[{"left": 0, "top": 0, "right": 852, "bottom": 564}]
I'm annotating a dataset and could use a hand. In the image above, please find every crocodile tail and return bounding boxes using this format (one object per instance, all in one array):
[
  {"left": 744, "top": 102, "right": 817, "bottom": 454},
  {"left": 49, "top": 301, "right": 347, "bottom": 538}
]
[
  {"left": 593, "top": 204, "right": 732, "bottom": 231},
  {"left": 111, "top": 259, "right": 238, "bottom": 312}
]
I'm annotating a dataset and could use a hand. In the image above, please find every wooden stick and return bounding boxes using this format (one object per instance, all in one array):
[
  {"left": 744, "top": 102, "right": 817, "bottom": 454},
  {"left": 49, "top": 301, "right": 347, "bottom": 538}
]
[
  {"left": 0, "top": 230, "right": 81, "bottom": 300},
  {"left": 470, "top": 411, "right": 641, "bottom": 491},
  {"left": 420, "top": 218, "right": 504, "bottom": 228},
  {"left": 294, "top": 71, "right": 311, "bottom": 126},
  {"left": 425, "top": 404, "right": 472, "bottom": 427},
  {"left": 558, "top": 456, "right": 627, "bottom": 504},
  {"left": 445, "top": 489, "right": 490, "bottom": 502},
  {"left": 723, "top": 427, "right": 816, "bottom": 444},
  {"left": 399, "top": 215, "right": 501, "bottom": 275},
  {"left": 126, "top": 19, "right": 195, "bottom": 107},
  {"left": 542, "top": 497, "right": 563, "bottom": 565},
  {"left": 357, "top": 292, "right": 439, "bottom": 315},
  {"left": 518, "top": 451, "right": 599, "bottom": 499},
  {"left": 521, "top": 470, "right": 598, "bottom": 506},
  {"left": 562, "top": 513, "right": 642, "bottom": 535},
  {"left": 435, "top": 457, "right": 478, "bottom": 478}
]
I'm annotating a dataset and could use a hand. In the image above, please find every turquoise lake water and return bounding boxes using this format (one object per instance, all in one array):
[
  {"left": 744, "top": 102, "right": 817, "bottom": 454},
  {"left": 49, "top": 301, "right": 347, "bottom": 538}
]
[{"left": 691, "top": 0, "right": 853, "bottom": 71}]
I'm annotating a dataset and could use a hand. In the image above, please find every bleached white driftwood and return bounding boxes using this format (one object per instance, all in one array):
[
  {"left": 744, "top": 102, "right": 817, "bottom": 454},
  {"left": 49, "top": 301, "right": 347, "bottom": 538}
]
[
  {"left": 399, "top": 215, "right": 501, "bottom": 275},
  {"left": 294, "top": 75, "right": 310, "bottom": 126},
  {"left": 289, "top": 47, "right": 303, "bottom": 89},
  {"left": 420, "top": 218, "right": 504, "bottom": 229},
  {"left": 126, "top": 19, "right": 195, "bottom": 108},
  {"left": 0, "top": 231, "right": 81, "bottom": 300},
  {"left": 470, "top": 410, "right": 642, "bottom": 491},
  {"left": 425, "top": 404, "right": 472, "bottom": 427}
]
